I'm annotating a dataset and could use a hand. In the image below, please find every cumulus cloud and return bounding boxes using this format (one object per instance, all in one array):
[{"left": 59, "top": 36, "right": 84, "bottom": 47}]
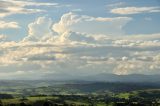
[
  {"left": 0, "top": 21, "right": 20, "bottom": 29},
  {"left": 125, "top": 33, "right": 160, "bottom": 41},
  {"left": 111, "top": 7, "right": 160, "bottom": 15},
  {"left": 0, "top": 12, "right": 160, "bottom": 79},
  {"left": 52, "top": 12, "right": 132, "bottom": 35},
  {"left": 23, "top": 16, "right": 53, "bottom": 42},
  {"left": 113, "top": 61, "right": 140, "bottom": 75},
  {"left": 0, "top": 35, "right": 8, "bottom": 42},
  {"left": 52, "top": 12, "right": 80, "bottom": 34},
  {"left": 58, "top": 31, "right": 96, "bottom": 44},
  {"left": 0, "top": 36, "right": 160, "bottom": 77}
]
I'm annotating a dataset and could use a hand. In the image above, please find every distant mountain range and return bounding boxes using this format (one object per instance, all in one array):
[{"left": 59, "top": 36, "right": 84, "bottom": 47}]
[
  {"left": 80, "top": 73, "right": 160, "bottom": 82},
  {"left": 44, "top": 73, "right": 160, "bottom": 82}
]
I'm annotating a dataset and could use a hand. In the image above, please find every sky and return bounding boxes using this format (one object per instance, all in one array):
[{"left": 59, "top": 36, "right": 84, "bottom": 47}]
[{"left": 0, "top": 0, "right": 160, "bottom": 79}]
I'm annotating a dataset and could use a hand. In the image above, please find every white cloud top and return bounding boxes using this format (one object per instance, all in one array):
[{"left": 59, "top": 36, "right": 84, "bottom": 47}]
[{"left": 53, "top": 12, "right": 132, "bottom": 35}]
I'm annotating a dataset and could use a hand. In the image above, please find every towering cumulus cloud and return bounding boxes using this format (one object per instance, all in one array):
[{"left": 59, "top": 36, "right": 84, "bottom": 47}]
[
  {"left": 52, "top": 12, "right": 132, "bottom": 35},
  {"left": 23, "top": 16, "right": 53, "bottom": 42},
  {"left": 0, "top": 0, "right": 159, "bottom": 79}
]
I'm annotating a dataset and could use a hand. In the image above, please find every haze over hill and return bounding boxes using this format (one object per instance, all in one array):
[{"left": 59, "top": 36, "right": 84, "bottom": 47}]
[{"left": 42, "top": 73, "right": 160, "bottom": 82}]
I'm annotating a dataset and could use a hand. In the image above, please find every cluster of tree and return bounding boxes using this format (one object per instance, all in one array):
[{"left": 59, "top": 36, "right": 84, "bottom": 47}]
[
  {"left": 0, "top": 94, "right": 13, "bottom": 99},
  {"left": 1, "top": 99, "right": 160, "bottom": 106},
  {"left": 0, "top": 93, "right": 160, "bottom": 106}
]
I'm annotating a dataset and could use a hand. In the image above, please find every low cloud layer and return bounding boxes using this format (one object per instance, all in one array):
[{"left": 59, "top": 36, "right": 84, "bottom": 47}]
[{"left": 0, "top": 12, "right": 159, "bottom": 79}]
